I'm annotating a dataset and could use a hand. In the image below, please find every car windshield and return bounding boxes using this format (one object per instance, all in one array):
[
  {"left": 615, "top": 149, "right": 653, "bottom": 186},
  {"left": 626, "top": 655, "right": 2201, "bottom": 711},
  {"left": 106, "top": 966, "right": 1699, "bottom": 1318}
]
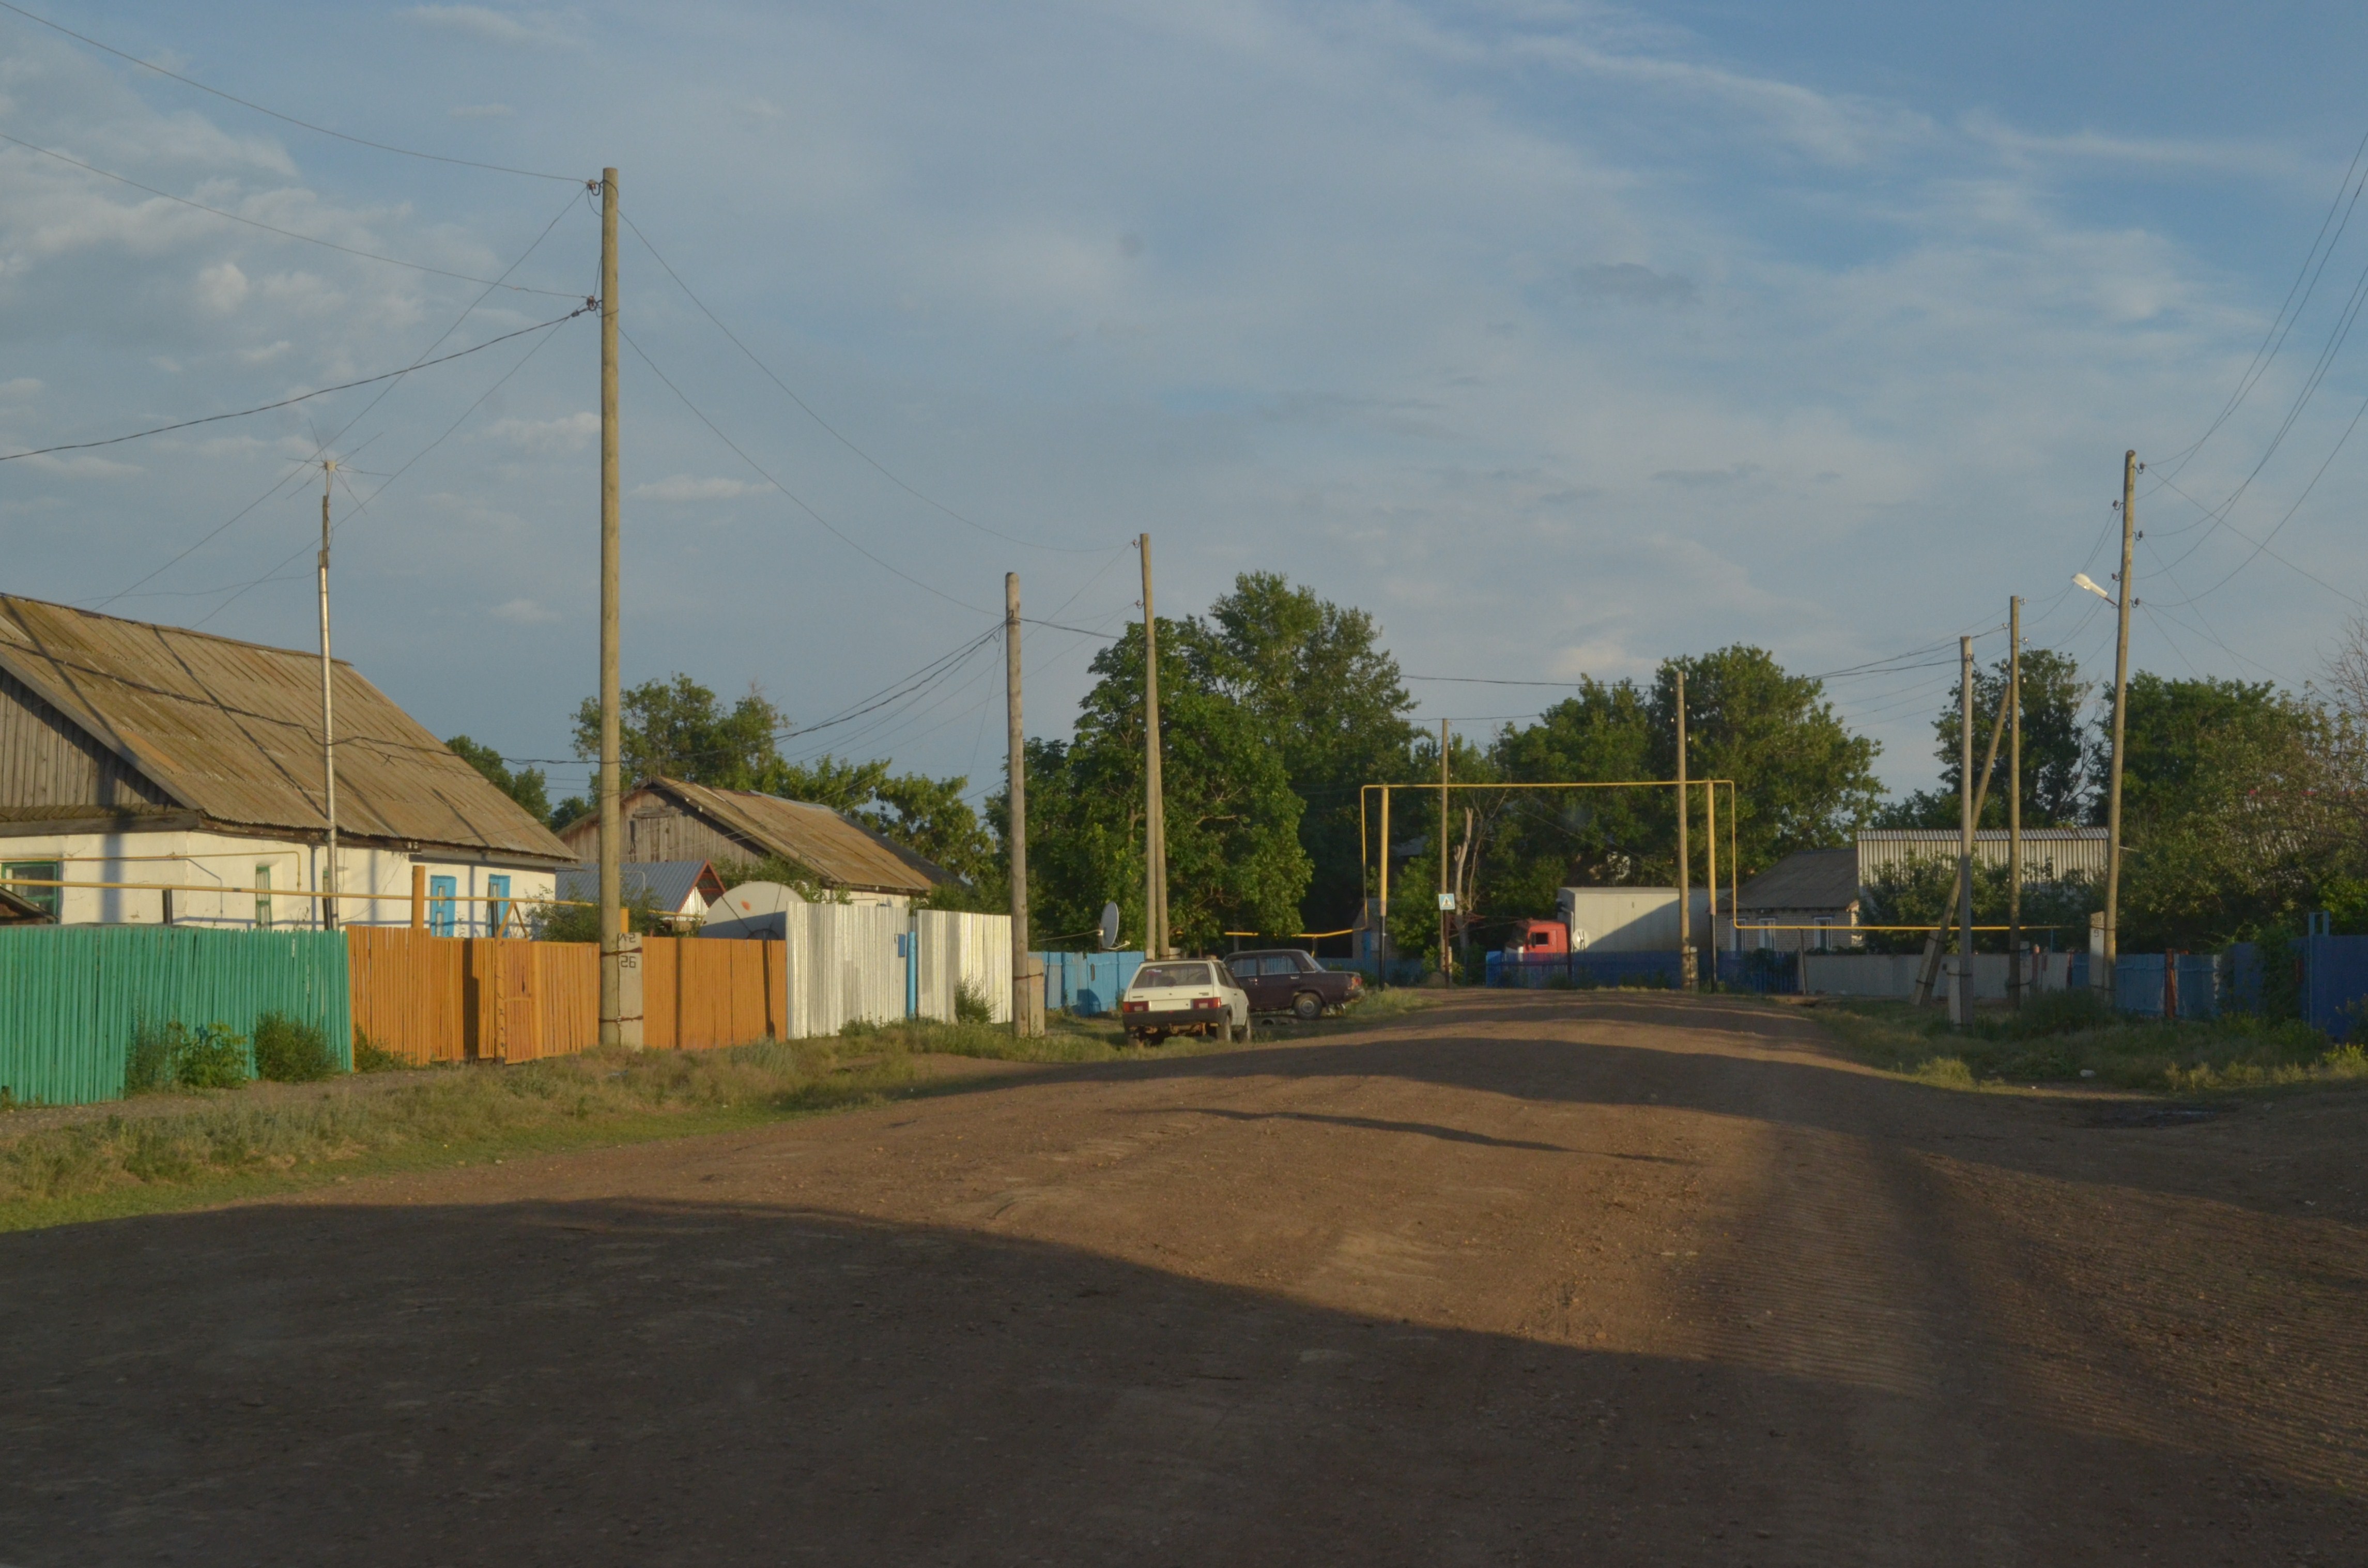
[{"left": 1133, "top": 962, "right": 1216, "bottom": 990}]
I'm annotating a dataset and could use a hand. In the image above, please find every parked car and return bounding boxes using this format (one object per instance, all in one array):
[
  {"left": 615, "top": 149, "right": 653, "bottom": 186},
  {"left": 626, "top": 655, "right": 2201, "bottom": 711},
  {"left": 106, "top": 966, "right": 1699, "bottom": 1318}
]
[
  {"left": 1223, "top": 948, "right": 1364, "bottom": 1021},
  {"left": 1120, "top": 959, "right": 1252, "bottom": 1046}
]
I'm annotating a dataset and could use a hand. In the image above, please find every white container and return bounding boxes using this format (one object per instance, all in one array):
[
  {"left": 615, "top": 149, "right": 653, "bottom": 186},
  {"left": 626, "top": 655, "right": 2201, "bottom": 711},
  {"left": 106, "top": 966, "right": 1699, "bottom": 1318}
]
[{"left": 1553, "top": 886, "right": 1713, "bottom": 952}]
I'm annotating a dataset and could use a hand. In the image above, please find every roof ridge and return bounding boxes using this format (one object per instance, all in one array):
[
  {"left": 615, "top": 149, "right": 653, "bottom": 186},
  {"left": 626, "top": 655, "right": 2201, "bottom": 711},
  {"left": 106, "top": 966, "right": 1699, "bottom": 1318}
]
[{"left": 0, "top": 594, "right": 356, "bottom": 666}]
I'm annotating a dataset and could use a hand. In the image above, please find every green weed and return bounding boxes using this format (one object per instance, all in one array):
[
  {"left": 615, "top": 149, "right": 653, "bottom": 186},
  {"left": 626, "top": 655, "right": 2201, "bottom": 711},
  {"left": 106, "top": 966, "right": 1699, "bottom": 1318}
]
[{"left": 253, "top": 1012, "right": 336, "bottom": 1083}]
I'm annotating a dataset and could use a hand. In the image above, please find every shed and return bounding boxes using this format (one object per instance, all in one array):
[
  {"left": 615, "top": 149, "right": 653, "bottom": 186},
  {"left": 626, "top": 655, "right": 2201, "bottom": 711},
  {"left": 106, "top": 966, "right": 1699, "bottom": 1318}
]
[
  {"left": 555, "top": 859, "right": 724, "bottom": 930},
  {"left": 555, "top": 777, "right": 948, "bottom": 909},
  {"left": 1731, "top": 848, "right": 1860, "bottom": 953},
  {"left": 1855, "top": 828, "right": 2107, "bottom": 886},
  {"left": 0, "top": 595, "right": 572, "bottom": 930}
]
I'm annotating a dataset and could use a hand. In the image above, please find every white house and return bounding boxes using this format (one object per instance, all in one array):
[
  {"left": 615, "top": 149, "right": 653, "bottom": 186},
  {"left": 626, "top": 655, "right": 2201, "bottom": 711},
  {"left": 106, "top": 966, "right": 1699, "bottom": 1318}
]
[{"left": 0, "top": 595, "right": 573, "bottom": 931}]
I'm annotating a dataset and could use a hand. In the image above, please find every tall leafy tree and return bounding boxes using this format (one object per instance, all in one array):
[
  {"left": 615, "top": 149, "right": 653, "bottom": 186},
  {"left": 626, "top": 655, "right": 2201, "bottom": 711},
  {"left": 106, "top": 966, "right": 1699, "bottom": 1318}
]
[
  {"left": 1651, "top": 647, "right": 1883, "bottom": 878},
  {"left": 1879, "top": 649, "right": 2092, "bottom": 829},
  {"left": 1201, "top": 573, "right": 1418, "bottom": 929},
  {"left": 1021, "top": 620, "right": 1310, "bottom": 952},
  {"left": 1482, "top": 679, "right": 1660, "bottom": 913},
  {"left": 444, "top": 735, "right": 550, "bottom": 825}
]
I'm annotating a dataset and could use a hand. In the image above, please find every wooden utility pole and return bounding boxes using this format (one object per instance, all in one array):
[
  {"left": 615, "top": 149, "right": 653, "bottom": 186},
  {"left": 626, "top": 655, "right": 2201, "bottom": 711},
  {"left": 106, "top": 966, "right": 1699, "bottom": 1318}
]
[
  {"left": 1437, "top": 719, "right": 1451, "bottom": 978},
  {"left": 316, "top": 459, "right": 339, "bottom": 931},
  {"left": 1704, "top": 766, "right": 1717, "bottom": 981},
  {"left": 2098, "top": 450, "right": 2137, "bottom": 995},
  {"left": 1674, "top": 671, "right": 1691, "bottom": 988},
  {"left": 1952, "top": 637, "right": 1976, "bottom": 1025},
  {"left": 597, "top": 166, "right": 623, "bottom": 1047},
  {"left": 1006, "top": 573, "right": 1039, "bottom": 1036},
  {"left": 1140, "top": 534, "right": 1167, "bottom": 959},
  {"left": 2007, "top": 596, "right": 2024, "bottom": 1009},
  {"left": 1376, "top": 786, "right": 1390, "bottom": 986}
]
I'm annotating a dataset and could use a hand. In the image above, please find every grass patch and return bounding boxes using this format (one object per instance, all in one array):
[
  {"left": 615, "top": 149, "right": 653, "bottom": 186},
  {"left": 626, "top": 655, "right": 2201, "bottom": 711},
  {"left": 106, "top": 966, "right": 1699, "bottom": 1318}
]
[
  {"left": 1814, "top": 990, "right": 2368, "bottom": 1093},
  {"left": 0, "top": 992, "right": 1437, "bottom": 1233}
]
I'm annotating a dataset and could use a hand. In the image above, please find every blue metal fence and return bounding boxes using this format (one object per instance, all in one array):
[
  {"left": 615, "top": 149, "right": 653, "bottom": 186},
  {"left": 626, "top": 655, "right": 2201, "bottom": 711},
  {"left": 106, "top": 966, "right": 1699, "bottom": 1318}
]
[
  {"left": 1716, "top": 949, "right": 1800, "bottom": 994},
  {"left": 1486, "top": 950, "right": 1684, "bottom": 989},
  {"left": 2297, "top": 933, "right": 2368, "bottom": 1039},
  {"left": 1037, "top": 950, "right": 1145, "bottom": 1017}
]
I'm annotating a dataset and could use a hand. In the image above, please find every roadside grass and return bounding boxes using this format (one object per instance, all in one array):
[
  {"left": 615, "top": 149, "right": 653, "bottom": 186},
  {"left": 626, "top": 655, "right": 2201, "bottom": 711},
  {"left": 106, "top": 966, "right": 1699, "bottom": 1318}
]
[
  {"left": 0, "top": 994, "right": 1428, "bottom": 1232},
  {"left": 1812, "top": 988, "right": 2368, "bottom": 1094}
]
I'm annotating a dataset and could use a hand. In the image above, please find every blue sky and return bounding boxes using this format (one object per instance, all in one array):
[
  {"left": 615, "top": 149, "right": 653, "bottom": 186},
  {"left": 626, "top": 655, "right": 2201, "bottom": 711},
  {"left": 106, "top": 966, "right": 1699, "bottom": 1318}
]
[{"left": 4, "top": 1, "right": 2366, "bottom": 810}]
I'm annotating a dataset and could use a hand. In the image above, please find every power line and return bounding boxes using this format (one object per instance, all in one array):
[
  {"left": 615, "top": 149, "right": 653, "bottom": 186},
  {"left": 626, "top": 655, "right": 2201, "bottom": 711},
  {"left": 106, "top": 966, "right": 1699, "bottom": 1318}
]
[
  {"left": 88, "top": 187, "right": 587, "bottom": 610},
  {"left": 616, "top": 206, "right": 1125, "bottom": 558},
  {"left": 3, "top": 305, "right": 592, "bottom": 465},
  {"left": 618, "top": 326, "right": 992, "bottom": 616},
  {"left": 0, "top": 0, "right": 581, "bottom": 182},
  {"left": 0, "top": 130, "right": 584, "bottom": 296}
]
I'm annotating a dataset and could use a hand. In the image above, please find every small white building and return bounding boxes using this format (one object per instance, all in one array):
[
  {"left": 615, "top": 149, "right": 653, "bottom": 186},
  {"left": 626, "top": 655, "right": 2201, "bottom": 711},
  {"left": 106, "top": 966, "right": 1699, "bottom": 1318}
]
[{"left": 0, "top": 595, "right": 572, "bottom": 931}]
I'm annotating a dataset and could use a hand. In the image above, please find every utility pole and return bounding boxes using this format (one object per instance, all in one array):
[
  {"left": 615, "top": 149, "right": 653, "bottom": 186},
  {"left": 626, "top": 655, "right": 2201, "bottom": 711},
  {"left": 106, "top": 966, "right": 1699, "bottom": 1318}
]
[
  {"left": 1006, "top": 573, "right": 1039, "bottom": 1036},
  {"left": 1140, "top": 534, "right": 1167, "bottom": 959},
  {"left": 1674, "top": 670, "right": 1691, "bottom": 989},
  {"left": 316, "top": 459, "right": 339, "bottom": 931},
  {"left": 1704, "top": 767, "right": 1717, "bottom": 981},
  {"left": 2097, "top": 450, "right": 2137, "bottom": 995},
  {"left": 1376, "top": 786, "right": 1390, "bottom": 987},
  {"left": 2007, "top": 596, "right": 2024, "bottom": 1010},
  {"left": 597, "top": 167, "right": 623, "bottom": 1047},
  {"left": 1438, "top": 718, "right": 1451, "bottom": 979},
  {"left": 1952, "top": 637, "right": 1976, "bottom": 1026}
]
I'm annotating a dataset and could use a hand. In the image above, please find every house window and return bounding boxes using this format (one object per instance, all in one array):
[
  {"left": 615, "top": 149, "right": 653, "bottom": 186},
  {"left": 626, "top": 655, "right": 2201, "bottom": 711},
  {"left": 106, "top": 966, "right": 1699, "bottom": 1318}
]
[
  {"left": 254, "top": 865, "right": 274, "bottom": 929},
  {"left": 487, "top": 875, "right": 512, "bottom": 936},
  {"left": 429, "top": 875, "right": 457, "bottom": 937},
  {"left": 3, "top": 860, "right": 59, "bottom": 919}
]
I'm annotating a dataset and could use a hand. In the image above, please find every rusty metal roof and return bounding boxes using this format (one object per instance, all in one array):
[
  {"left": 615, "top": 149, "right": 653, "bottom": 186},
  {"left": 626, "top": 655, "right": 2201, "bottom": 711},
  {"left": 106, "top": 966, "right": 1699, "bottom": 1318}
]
[
  {"left": 562, "top": 777, "right": 949, "bottom": 895},
  {"left": 0, "top": 595, "right": 572, "bottom": 863}
]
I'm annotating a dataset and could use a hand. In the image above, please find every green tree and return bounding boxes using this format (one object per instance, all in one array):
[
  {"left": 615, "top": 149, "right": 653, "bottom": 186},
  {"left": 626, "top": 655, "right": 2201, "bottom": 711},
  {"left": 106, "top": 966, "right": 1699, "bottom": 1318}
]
[
  {"left": 1481, "top": 679, "right": 1660, "bottom": 915},
  {"left": 444, "top": 734, "right": 550, "bottom": 824},
  {"left": 1201, "top": 573, "right": 1418, "bottom": 930},
  {"left": 1021, "top": 621, "right": 1310, "bottom": 953},
  {"left": 1651, "top": 647, "right": 1883, "bottom": 878},
  {"left": 571, "top": 674, "right": 783, "bottom": 789},
  {"left": 1884, "top": 649, "right": 2091, "bottom": 828}
]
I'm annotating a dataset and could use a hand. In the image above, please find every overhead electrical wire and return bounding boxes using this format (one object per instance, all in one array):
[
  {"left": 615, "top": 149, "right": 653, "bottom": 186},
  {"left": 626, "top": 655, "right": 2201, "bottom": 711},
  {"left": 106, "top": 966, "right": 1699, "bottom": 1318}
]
[
  {"left": 88, "top": 186, "right": 588, "bottom": 610},
  {"left": 619, "top": 327, "right": 992, "bottom": 616},
  {"left": 0, "top": 130, "right": 583, "bottom": 296},
  {"left": 616, "top": 206, "right": 1125, "bottom": 558},
  {"left": 3, "top": 305, "right": 591, "bottom": 465},
  {"left": 0, "top": 0, "right": 581, "bottom": 182}
]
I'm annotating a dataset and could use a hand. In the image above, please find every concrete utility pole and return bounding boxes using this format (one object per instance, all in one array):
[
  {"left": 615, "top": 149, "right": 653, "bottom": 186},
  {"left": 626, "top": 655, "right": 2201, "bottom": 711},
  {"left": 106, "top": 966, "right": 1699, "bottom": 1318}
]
[
  {"left": 597, "top": 167, "right": 624, "bottom": 1047},
  {"left": 316, "top": 459, "right": 339, "bottom": 931},
  {"left": 2007, "top": 596, "right": 2024, "bottom": 1010},
  {"left": 1438, "top": 718, "right": 1451, "bottom": 979},
  {"left": 1674, "top": 670, "right": 1691, "bottom": 989},
  {"left": 1704, "top": 767, "right": 1717, "bottom": 980},
  {"left": 1006, "top": 573, "right": 1039, "bottom": 1037},
  {"left": 1952, "top": 637, "right": 1976, "bottom": 1026},
  {"left": 2097, "top": 450, "right": 2137, "bottom": 995},
  {"left": 1140, "top": 534, "right": 1167, "bottom": 959}
]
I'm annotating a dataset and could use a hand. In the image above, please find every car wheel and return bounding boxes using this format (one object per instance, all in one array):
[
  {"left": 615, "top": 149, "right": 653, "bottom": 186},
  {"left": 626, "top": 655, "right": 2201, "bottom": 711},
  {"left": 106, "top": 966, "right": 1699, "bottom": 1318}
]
[
  {"left": 1240, "top": 1016, "right": 1255, "bottom": 1043},
  {"left": 1291, "top": 991, "right": 1324, "bottom": 1022}
]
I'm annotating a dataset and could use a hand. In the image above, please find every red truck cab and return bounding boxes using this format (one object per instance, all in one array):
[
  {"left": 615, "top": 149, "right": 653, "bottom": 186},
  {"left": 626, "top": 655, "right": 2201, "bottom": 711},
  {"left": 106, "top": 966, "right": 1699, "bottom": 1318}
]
[{"left": 1505, "top": 919, "right": 1569, "bottom": 956}]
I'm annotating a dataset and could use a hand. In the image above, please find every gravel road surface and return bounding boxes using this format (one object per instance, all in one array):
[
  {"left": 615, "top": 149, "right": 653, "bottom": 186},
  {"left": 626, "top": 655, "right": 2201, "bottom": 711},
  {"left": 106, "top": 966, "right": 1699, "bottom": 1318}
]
[{"left": 6, "top": 990, "right": 2364, "bottom": 1564}]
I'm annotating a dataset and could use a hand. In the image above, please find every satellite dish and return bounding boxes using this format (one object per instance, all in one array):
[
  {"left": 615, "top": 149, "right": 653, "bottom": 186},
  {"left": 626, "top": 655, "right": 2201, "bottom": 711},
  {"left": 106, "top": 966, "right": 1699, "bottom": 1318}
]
[{"left": 1099, "top": 901, "right": 1122, "bottom": 950}]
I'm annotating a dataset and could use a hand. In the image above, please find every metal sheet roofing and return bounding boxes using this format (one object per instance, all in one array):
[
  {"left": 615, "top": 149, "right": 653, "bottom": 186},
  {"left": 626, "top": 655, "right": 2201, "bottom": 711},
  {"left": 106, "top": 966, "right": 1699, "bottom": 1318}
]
[
  {"left": 0, "top": 595, "right": 572, "bottom": 863},
  {"left": 556, "top": 859, "right": 722, "bottom": 913},
  {"left": 1735, "top": 848, "right": 1860, "bottom": 913},
  {"left": 645, "top": 777, "right": 947, "bottom": 895}
]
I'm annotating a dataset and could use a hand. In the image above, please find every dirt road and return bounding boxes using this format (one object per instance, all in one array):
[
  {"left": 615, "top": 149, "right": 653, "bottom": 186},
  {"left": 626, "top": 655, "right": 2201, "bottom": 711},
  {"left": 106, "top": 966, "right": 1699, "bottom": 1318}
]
[{"left": 8, "top": 991, "right": 2366, "bottom": 1564}]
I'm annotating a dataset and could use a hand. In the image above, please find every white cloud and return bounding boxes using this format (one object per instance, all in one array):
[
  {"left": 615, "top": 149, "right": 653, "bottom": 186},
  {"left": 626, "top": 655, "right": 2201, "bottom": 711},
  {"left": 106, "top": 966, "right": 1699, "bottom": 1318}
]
[
  {"left": 481, "top": 411, "right": 599, "bottom": 452},
  {"left": 400, "top": 6, "right": 571, "bottom": 48},
  {"left": 630, "top": 474, "right": 761, "bottom": 502},
  {"left": 192, "top": 261, "right": 248, "bottom": 314},
  {"left": 448, "top": 104, "right": 515, "bottom": 120},
  {"left": 19, "top": 453, "right": 141, "bottom": 479},
  {"left": 235, "top": 340, "right": 293, "bottom": 364},
  {"left": 0, "top": 377, "right": 41, "bottom": 401},
  {"left": 489, "top": 596, "right": 561, "bottom": 624}
]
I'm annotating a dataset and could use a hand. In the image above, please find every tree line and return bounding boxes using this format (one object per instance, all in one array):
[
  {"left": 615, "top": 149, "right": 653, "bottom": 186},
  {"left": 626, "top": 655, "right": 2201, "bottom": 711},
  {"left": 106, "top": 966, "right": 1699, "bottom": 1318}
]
[{"left": 445, "top": 577, "right": 2368, "bottom": 958}]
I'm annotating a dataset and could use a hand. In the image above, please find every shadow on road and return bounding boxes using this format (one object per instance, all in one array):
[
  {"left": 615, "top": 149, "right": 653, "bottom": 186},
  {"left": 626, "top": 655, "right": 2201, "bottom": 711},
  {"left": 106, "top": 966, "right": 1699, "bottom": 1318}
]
[{"left": 3, "top": 1194, "right": 2355, "bottom": 1565}]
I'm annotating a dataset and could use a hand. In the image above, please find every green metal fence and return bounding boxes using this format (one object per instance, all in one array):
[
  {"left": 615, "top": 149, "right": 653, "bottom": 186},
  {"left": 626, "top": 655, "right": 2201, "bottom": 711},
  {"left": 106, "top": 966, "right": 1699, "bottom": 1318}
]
[{"left": 0, "top": 927, "right": 351, "bottom": 1106}]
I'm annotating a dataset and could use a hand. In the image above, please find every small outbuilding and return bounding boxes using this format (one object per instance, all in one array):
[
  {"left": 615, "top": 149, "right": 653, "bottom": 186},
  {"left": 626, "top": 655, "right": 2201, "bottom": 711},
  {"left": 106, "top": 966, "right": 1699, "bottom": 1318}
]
[
  {"left": 1730, "top": 848, "right": 1862, "bottom": 953},
  {"left": 554, "top": 859, "right": 725, "bottom": 930},
  {"left": 555, "top": 777, "right": 949, "bottom": 911}
]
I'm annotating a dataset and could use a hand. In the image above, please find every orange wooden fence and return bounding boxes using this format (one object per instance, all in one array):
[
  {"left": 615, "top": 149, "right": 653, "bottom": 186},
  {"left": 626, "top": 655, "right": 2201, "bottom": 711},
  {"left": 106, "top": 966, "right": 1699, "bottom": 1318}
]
[{"left": 347, "top": 929, "right": 783, "bottom": 1065}]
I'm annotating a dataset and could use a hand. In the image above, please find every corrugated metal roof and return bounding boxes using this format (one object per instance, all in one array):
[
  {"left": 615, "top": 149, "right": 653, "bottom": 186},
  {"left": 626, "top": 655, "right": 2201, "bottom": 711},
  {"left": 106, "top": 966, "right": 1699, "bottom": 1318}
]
[
  {"left": 0, "top": 596, "right": 572, "bottom": 863},
  {"left": 1856, "top": 827, "right": 2106, "bottom": 883},
  {"left": 660, "top": 778, "right": 946, "bottom": 895},
  {"left": 556, "top": 860, "right": 722, "bottom": 913},
  {"left": 1735, "top": 848, "right": 1859, "bottom": 913}
]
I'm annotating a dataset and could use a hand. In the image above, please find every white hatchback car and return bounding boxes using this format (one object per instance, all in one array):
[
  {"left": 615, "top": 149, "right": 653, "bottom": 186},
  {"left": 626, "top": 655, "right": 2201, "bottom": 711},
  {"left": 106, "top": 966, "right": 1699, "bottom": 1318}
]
[{"left": 1119, "top": 958, "right": 1253, "bottom": 1046}]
